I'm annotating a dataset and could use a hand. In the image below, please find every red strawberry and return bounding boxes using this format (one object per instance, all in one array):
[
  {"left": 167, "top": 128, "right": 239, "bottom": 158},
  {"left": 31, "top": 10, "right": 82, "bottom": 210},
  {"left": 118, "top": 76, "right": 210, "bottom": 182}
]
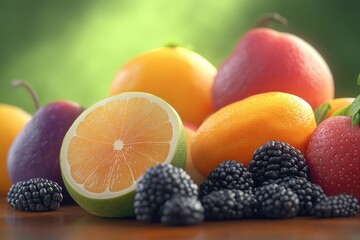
[{"left": 306, "top": 96, "right": 360, "bottom": 201}]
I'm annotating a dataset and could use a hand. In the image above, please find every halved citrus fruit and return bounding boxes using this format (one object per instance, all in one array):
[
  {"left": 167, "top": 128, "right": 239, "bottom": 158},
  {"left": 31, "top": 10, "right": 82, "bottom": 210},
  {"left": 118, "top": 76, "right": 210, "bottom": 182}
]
[{"left": 60, "top": 92, "right": 186, "bottom": 217}]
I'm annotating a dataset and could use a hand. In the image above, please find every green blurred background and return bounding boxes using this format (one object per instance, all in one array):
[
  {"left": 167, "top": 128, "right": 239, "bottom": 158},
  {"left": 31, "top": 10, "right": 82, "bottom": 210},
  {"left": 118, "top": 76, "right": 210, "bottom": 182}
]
[{"left": 1, "top": 0, "right": 359, "bottom": 114}]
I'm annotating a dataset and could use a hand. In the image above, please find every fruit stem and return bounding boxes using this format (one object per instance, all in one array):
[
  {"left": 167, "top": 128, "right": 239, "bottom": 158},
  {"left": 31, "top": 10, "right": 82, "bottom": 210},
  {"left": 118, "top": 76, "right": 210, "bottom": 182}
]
[
  {"left": 255, "top": 13, "right": 288, "bottom": 28},
  {"left": 164, "top": 42, "right": 178, "bottom": 48},
  {"left": 11, "top": 80, "right": 40, "bottom": 111},
  {"left": 314, "top": 103, "right": 331, "bottom": 125},
  {"left": 331, "top": 95, "right": 360, "bottom": 126}
]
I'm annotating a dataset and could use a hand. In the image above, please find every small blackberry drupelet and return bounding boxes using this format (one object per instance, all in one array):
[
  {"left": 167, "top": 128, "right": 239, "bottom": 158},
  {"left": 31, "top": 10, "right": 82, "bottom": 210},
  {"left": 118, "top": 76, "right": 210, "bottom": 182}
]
[
  {"left": 7, "top": 178, "right": 63, "bottom": 212},
  {"left": 200, "top": 160, "right": 253, "bottom": 197},
  {"left": 201, "top": 189, "right": 257, "bottom": 220},
  {"left": 314, "top": 194, "right": 360, "bottom": 218},
  {"left": 134, "top": 163, "right": 198, "bottom": 222},
  {"left": 255, "top": 183, "right": 299, "bottom": 219},
  {"left": 262, "top": 176, "right": 326, "bottom": 216},
  {"left": 249, "top": 141, "right": 310, "bottom": 186},
  {"left": 160, "top": 195, "right": 204, "bottom": 226}
]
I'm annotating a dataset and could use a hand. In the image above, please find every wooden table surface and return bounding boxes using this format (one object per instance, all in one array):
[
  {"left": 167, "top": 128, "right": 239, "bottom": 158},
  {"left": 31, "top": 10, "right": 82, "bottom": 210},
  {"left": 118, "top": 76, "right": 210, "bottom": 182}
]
[{"left": 1, "top": 196, "right": 359, "bottom": 240}]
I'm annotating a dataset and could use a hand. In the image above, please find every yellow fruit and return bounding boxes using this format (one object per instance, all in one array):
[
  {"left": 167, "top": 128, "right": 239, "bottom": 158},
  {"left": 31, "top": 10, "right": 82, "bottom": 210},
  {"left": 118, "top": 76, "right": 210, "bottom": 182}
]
[
  {"left": 109, "top": 46, "right": 216, "bottom": 125},
  {"left": 325, "top": 97, "right": 355, "bottom": 119},
  {"left": 0, "top": 104, "right": 31, "bottom": 195},
  {"left": 192, "top": 92, "right": 316, "bottom": 176},
  {"left": 60, "top": 92, "right": 186, "bottom": 217},
  {"left": 184, "top": 127, "right": 205, "bottom": 185}
]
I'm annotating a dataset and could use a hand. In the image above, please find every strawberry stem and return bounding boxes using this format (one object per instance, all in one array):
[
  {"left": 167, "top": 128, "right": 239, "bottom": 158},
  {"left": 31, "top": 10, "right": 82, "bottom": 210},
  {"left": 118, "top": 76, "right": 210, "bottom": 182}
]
[
  {"left": 314, "top": 102, "right": 331, "bottom": 125},
  {"left": 331, "top": 95, "right": 360, "bottom": 126}
]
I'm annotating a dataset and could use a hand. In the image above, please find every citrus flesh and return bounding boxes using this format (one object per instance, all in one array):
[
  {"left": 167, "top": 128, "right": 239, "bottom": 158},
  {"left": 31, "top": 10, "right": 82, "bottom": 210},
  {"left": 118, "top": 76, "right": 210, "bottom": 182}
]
[{"left": 60, "top": 92, "right": 186, "bottom": 217}]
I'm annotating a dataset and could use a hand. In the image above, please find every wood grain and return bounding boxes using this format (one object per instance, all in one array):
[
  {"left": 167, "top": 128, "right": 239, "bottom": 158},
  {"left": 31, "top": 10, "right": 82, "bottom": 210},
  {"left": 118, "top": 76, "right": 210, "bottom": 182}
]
[{"left": 1, "top": 197, "right": 359, "bottom": 240}]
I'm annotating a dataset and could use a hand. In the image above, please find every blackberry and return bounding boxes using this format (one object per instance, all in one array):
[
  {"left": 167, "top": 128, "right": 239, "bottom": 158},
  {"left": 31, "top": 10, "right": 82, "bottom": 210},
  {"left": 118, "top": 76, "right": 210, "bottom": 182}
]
[
  {"left": 7, "top": 178, "right": 63, "bottom": 212},
  {"left": 267, "top": 177, "right": 326, "bottom": 216},
  {"left": 249, "top": 141, "right": 310, "bottom": 186},
  {"left": 314, "top": 194, "right": 360, "bottom": 218},
  {"left": 200, "top": 160, "right": 253, "bottom": 197},
  {"left": 134, "top": 163, "right": 198, "bottom": 222},
  {"left": 160, "top": 195, "right": 204, "bottom": 226},
  {"left": 201, "top": 189, "right": 257, "bottom": 220},
  {"left": 255, "top": 183, "right": 299, "bottom": 219}
]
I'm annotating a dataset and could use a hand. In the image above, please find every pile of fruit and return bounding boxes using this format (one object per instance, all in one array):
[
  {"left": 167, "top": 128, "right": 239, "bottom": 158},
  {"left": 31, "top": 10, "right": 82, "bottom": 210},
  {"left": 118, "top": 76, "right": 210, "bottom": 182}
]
[{"left": 1, "top": 13, "right": 359, "bottom": 226}]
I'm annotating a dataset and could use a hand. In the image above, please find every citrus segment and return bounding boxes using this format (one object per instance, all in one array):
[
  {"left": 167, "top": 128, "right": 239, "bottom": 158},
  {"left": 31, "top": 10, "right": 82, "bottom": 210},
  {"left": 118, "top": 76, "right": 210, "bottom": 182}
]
[{"left": 60, "top": 92, "right": 186, "bottom": 217}]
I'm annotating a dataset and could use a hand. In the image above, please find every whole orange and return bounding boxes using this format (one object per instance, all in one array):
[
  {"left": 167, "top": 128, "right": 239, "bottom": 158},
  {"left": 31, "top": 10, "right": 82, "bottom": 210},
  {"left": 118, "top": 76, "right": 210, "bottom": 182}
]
[
  {"left": 0, "top": 104, "right": 31, "bottom": 195},
  {"left": 109, "top": 46, "right": 216, "bottom": 125},
  {"left": 191, "top": 92, "right": 317, "bottom": 176}
]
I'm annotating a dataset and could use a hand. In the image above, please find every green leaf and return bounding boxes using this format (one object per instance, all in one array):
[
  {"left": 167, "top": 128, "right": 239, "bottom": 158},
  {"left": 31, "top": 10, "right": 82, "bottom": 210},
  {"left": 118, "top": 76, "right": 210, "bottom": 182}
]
[
  {"left": 314, "top": 102, "right": 331, "bottom": 125},
  {"left": 331, "top": 95, "right": 360, "bottom": 126},
  {"left": 352, "top": 112, "right": 360, "bottom": 126}
]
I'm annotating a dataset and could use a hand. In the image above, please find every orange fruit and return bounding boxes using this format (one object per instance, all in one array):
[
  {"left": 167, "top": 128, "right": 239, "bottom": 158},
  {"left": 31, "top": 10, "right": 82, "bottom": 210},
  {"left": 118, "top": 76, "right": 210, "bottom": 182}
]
[
  {"left": 60, "top": 92, "right": 186, "bottom": 217},
  {"left": 0, "top": 104, "right": 31, "bottom": 195},
  {"left": 191, "top": 92, "right": 317, "bottom": 176},
  {"left": 184, "top": 126, "right": 205, "bottom": 185},
  {"left": 325, "top": 97, "right": 355, "bottom": 119},
  {"left": 109, "top": 46, "right": 216, "bottom": 126}
]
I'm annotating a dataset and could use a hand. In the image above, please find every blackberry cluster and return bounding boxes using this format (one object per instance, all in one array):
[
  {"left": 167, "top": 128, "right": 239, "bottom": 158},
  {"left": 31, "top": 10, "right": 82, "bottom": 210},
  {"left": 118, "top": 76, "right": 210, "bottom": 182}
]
[
  {"left": 249, "top": 141, "right": 310, "bottom": 186},
  {"left": 133, "top": 163, "right": 198, "bottom": 223},
  {"left": 201, "top": 189, "right": 257, "bottom": 220},
  {"left": 314, "top": 194, "right": 360, "bottom": 218},
  {"left": 134, "top": 141, "right": 360, "bottom": 226},
  {"left": 160, "top": 195, "right": 204, "bottom": 226},
  {"left": 255, "top": 183, "right": 299, "bottom": 219},
  {"left": 199, "top": 160, "right": 253, "bottom": 197},
  {"left": 262, "top": 177, "right": 326, "bottom": 216},
  {"left": 7, "top": 178, "right": 63, "bottom": 212}
]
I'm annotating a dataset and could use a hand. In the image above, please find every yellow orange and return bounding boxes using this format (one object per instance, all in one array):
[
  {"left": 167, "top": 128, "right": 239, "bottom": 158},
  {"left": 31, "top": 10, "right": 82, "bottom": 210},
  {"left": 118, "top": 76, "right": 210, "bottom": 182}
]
[
  {"left": 184, "top": 127, "right": 205, "bottom": 185},
  {"left": 109, "top": 46, "right": 216, "bottom": 125},
  {"left": 325, "top": 97, "right": 355, "bottom": 119},
  {"left": 191, "top": 92, "right": 317, "bottom": 176},
  {"left": 0, "top": 104, "right": 31, "bottom": 195},
  {"left": 60, "top": 92, "right": 186, "bottom": 217}
]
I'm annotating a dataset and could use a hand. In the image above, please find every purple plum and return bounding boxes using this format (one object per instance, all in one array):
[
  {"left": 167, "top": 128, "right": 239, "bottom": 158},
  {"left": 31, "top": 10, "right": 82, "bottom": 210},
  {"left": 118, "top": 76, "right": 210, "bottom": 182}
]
[{"left": 7, "top": 101, "right": 83, "bottom": 203}]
